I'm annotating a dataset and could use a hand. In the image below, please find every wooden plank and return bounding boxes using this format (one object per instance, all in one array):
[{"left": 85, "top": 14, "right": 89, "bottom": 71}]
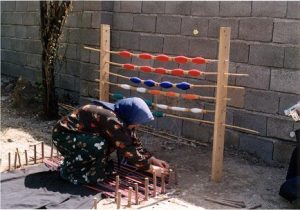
[
  {"left": 211, "top": 27, "right": 231, "bottom": 182},
  {"left": 99, "top": 24, "right": 110, "bottom": 101}
]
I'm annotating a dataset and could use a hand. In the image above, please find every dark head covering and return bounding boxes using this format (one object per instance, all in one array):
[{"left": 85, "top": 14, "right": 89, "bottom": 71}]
[{"left": 92, "top": 97, "right": 154, "bottom": 125}]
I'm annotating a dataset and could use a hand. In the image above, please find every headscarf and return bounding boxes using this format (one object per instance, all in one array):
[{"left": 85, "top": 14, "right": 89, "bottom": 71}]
[{"left": 92, "top": 97, "right": 154, "bottom": 125}]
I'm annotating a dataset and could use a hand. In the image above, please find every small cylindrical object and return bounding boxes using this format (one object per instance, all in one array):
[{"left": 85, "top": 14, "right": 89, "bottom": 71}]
[
  {"left": 128, "top": 187, "right": 132, "bottom": 207},
  {"left": 8, "top": 152, "right": 11, "bottom": 171},
  {"left": 161, "top": 173, "right": 166, "bottom": 194},
  {"left": 14, "top": 152, "right": 17, "bottom": 169},
  {"left": 153, "top": 172, "right": 157, "bottom": 197},
  {"left": 41, "top": 142, "right": 44, "bottom": 160},
  {"left": 117, "top": 191, "right": 121, "bottom": 209},
  {"left": 134, "top": 183, "right": 139, "bottom": 205},
  {"left": 93, "top": 197, "right": 97, "bottom": 209},
  {"left": 144, "top": 178, "right": 149, "bottom": 201},
  {"left": 50, "top": 143, "right": 54, "bottom": 158},
  {"left": 16, "top": 148, "right": 21, "bottom": 167},
  {"left": 33, "top": 145, "right": 37, "bottom": 164},
  {"left": 25, "top": 150, "right": 28, "bottom": 165},
  {"left": 115, "top": 175, "right": 120, "bottom": 202}
]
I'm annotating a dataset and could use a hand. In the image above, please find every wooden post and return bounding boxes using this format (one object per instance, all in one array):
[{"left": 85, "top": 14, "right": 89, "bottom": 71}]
[
  {"left": 153, "top": 172, "right": 157, "bottom": 197},
  {"left": 144, "top": 178, "right": 149, "bottom": 201},
  {"left": 25, "top": 150, "right": 28, "bottom": 165},
  {"left": 14, "top": 152, "right": 17, "bottom": 169},
  {"left": 116, "top": 191, "right": 121, "bottom": 209},
  {"left": 8, "top": 152, "right": 11, "bottom": 171},
  {"left": 50, "top": 143, "right": 53, "bottom": 158},
  {"left": 93, "top": 197, "right": 98, "bottom": 210},
  {"left": 161, "top": 173, "right": 165, "bottom": 194},
  {"left": 34, "top": 145, "right": 37, "bottom": 164},
  {"left": 128, "top": 187, "right": 132, "bottom": 207},
  {"left": 41, "top": 142, "right": 44, "bottom": 160},
  {"left": 115, "top": 175, "right": 120, "bottom": 202},
  {"left": 134, "top": 183, "right": 139, "bottom": 205},
  {"left": 211, "top": 27, "right": 231, "bottom": 182},
  {"left": 16, "top": 148, "right": 21, "bottom": 167},
  {"left": 99, "top": 24, "right": 110, "bottom": 101}
]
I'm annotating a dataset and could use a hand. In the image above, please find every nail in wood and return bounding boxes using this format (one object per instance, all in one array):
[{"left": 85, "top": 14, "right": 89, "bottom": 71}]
[
  {"left": 144, "top": 177, "right": 149, "bottom": 201},
  {"left": 127, "top": 187, "right": 132, "bottom": 207},
  {"left": 134, "top": 183, "right": 139, "bottom": 205},
  {"left": 153, "top": 172, "right": 157, "bottom": 197}
]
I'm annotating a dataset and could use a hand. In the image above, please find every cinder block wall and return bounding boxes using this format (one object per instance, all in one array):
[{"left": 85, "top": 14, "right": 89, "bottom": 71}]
[{"left": 1, "top": 1, "right": 300, "bottom": 163}]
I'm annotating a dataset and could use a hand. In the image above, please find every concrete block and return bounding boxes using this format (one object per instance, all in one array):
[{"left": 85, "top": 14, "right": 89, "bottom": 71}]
[
  {"left": 83, "top": 1, "right": 102, "bottom": 11},
  {"left": 227, "top": 88, "right": 245, "bottom": 108},
  {"left": 220, "top": 1, "right": 251, "bottom": 17},
  {"left": 1, "top": 37, "right": 11, "bottom": 49},
  {"left": 225, "top": 129, "right": 240, "bottom": 148},
  {"left": 140, "top": 34, "right": 163, "bottom": 53},
  {"left": 187, "top": 78, "right": 215, "bottom": 97},
  {"left": 119, "top": 31, "right": 140, "bottom": 51},
  {"left": 1, "top": 62, "right": 23, "bottom": 77},
  {"left": 233, "top": 111, "right": 267, "bottom": 135},
  {"left": 120, "top": 1, "right": 142, "bottom": 13},
  {"left": 80, "top": 63, "right": 99, "bottom": 81},
  {"left": 191, "top": 1, "right": 219, "bottom": 16},
  {"left": 16, "top": 1, "right": 27, "bottom": 11},
  {"left": 26, "top": 26, "right": 40, "bottom": 40},
  {"left": 112, "top": 13, "right": 133, "bottom": 30},
  {"left": 208, "top": 18, "right": 239, "bottom": 39},
  {"left": 72, "top": 1, "right": 83, "bottom": 11},
  {"left": 189, "top": 38, "right": 218, "bottom": 59},
  {"left": 181, "top": 17, "right": 208, "bottom": 37},
  {"left": 239, "top": 18, "right": 273, "bottom": 42},
  {"left": 81, "top": 11, "right": 92, "bottom": 28},
  {"left": 245, "top": 89, "right": 280, "bottom": 114},
  {"left": 249, "top": 44, "right": 284, "bottom": 67},
  {"left": 90, "top": 50, "right": 100, "bottom": 65},
  {"left": 27, "top": 1, "right": 39, "bottom": 11},
  {"left": 203, "top": 103, "right": 233, "bottom": 125},
  {"left": 2, "top": 1, "right": 16, "bottom": 11},
  {"left": 1, "top": 25, "right": 15, "bottom": 37},
  {"left": 163, "top": 36, "right": 189, "bottom": 55},
  {"left": 239, "top": 134, "right": 274, "bottom": 161},
  {"left": 270, "top": 69, "right": 300, "bottom": 94},
  {"left": 182, "top": 121, "right": 213, "bottom": 142},
  {"left": 236, "top": 64, "right": 270, "bottom": 90},
  {"left": 22, "top": 66, "right": 38, "bottom": 82},
  {"left": 25, "top": 40, "right": 42, "bottom": 54},
  {"left": 204, "top": 62, "right": 237, "bottom": 85},
  {"left": 66, "top": 44, "right": 78, "bottom": 60},
  {"left": 284, "top": 47, "right": 300, "bottom": 70},
  {"left": 133, "top": 14, "right": 156, "bottom": 33},
  {"left": 230, "top": 42, "right": 249, "bottom": 63},
  {"left": 273, "top": 20, "right": 300, "bottom": 44},
  {"left": 142, "top": 1, "right": 165, "bottom": 14},
  {"left": 27, "top": 53, "right": 41, "bottom": 68},
  {"left": 165, "top": 1, "right": 191, "bottom": 15},
  {"left": 77, "top": 45, "right": 90, "bottom": 62},
  {"left": 279, "top": 93, "right": 300, "bottom": 116},
  {"left": 11, "top": 38, "right": 26, "bottom": 52},
  {"left": 80, "top": 29, "right": 99, "bottom": 45},
  {"left": 87, "top": 81, "right": 98, "bottom": 98},
  {"left": 273, "top": 141, "right": 296, "bottom": 164},
  {"left": 101, "top": 2, "right": 114, "bottom": 12},
  {"left": 252, "top": 1, "right": 287, "bottom": 17},
  {"left": 65, "top": 12, "right": 82, "bottom": 28},
  {"left": 15, "top": 25, "right": 27, "bottom": 39},
  {"left": 23, "top": 12, "right": 39, "bottom": 25},
  {"left": 267, "top": 117, "right": 295, "bottom": 141},
  {"left": 156, "top": 15, "right": 181, "bottom": 35},
  {"left": 66, "top": 60, "right": 81, "bottom": 77},
  {"left": 111, "top": 30, "right": 119, "bottom": 49},
  {"left": 80, "top": 80, "right": 89, "bottom": 96},
  {"left": 110, "top": 53, "right": 132, "bottom": 65},
  {"left": 68, "top": 28, "right": 81, "bottom": 44},
  {"left": 287, "top": 1, "right": 300, "bottom": 19}
]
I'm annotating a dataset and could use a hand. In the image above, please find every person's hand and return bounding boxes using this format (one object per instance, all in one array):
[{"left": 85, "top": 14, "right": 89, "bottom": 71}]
[
  {"left": 149, "top": 156, "right": 170, "bottom": 169},
  {"left": 147, "top": 165, "right": 169, "bottom": 177}
]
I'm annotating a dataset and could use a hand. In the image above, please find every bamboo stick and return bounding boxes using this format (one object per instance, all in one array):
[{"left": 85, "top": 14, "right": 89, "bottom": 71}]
[
  {"left": 144, "top": 178, "right": 149, "bottom": 201},
  {"left": 128, "top": 187, "right": 132, "bottom": 207},
  {"left": 134, "top": 183, "right": 139, "bottom": 205}
]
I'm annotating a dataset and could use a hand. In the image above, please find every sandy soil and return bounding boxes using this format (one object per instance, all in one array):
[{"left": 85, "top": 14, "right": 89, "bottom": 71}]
[{"left": 0, "top": 76, "right": 294, "bottom": 209}]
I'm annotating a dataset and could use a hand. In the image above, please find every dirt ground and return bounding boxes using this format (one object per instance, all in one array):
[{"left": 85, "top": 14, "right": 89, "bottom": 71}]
[{"left": 0, "top": 76, "right": 294, "bottom": 209}]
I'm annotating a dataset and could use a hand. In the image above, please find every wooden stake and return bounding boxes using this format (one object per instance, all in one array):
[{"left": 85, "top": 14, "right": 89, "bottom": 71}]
[
  {"left": 25, "top": 150, "right": 28, "bottom": 165},
  {"left": 41, "top": 142, "right": 44, "bottom": 160},
  {"left": 153, "top": 172, "right": 157, "bottom": 197},
  {"left": 33, "top": 145, "right": 37, "bottom": 164},
  {"left": 144, "top": 178, "right": 149, "bottom": 201},
  {"left": 211, "top": 27, "right": 231, "bottom": 182},
  {"left": 14, "top": 152, "right": 17, "bottom": 169},
  {"left": 117, "top": 191, "right": 121, "bottom": 209},
  {"left": 99, "top": 24, "right": 110, "bottom": 101},
  {"left": 161, "top": 173, "right": 166, "bottom": 194},
  {"left": 134, "top": 183, "right": 139, "bottom": 205},
  {"left": 8, "top": 152, "right": 11, "bottom": 171},
  {"left": 50, "top": 143, "right": 53, "bottom": 158},
  {"left": 128, "top": 187, "right": 132, "bottom": 207},
  {"left": 16, "top": 148, "right": 21, "bottom": 167},
  {"left": 93, "top": 197, "right": 97, "bottom": 209},
  {"left": 174, "top": 167, "right": 178, "bottom": 185},
  {"left": 115, "top": 175, "right": 120, "bottom": 202}
]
